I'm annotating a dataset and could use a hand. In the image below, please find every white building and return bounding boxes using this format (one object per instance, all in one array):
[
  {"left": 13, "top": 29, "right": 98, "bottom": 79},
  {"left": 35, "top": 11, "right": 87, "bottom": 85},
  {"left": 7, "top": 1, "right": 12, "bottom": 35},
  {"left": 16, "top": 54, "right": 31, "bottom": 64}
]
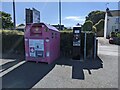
[{"left": 104, "top": 8, "right": 120, "bottom": 38}]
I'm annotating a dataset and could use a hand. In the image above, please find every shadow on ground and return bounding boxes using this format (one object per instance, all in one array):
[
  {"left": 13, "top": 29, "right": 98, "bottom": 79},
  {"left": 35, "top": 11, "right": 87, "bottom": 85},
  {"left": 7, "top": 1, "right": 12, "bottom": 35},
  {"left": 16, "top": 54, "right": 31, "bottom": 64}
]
[
  {"left": 2, "top": 61, "right": 55, "bottom": 89},
  {"left": 2, "top": 56, "right": 103, "bottom": 89},
  {"left": 56, "top": 56, "right": 103, "bottom": 80},
  {"left": 1, "top": 53, "right": 24, "bottom": 73}
]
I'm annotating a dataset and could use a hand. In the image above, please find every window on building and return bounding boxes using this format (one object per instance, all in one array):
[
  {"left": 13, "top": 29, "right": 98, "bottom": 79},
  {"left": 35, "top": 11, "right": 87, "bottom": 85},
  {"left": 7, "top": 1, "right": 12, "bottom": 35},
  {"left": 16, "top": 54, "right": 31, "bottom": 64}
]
[
  {"left": 116, "top": 18, "right": 120, "bottom": 23},
  {"left": 112, "top": 26, "right": 116, "bottom": 32},
  {"left": 115, "top": 29, "right": 118, "bottom": 32}
]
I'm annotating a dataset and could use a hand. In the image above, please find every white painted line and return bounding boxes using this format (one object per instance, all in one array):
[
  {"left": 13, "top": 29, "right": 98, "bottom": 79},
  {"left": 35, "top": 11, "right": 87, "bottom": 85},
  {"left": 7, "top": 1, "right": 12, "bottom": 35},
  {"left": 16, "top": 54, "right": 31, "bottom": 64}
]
[
  {"left": 0, "top": 61, "right": 26, "bottom": 77},
  {"left": 0, "top": 59, "right": 15, "bottom": 66}
]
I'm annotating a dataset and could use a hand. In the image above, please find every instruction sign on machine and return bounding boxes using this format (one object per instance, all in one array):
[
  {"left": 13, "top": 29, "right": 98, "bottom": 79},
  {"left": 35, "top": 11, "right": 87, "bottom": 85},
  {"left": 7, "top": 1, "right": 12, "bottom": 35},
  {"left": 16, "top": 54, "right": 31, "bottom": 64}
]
[
  {"left": 73, "top": 30, "right": 81, "bottom": 46},
  {"left": 29, "top": 39, "right": 44, "bottom": 58}
]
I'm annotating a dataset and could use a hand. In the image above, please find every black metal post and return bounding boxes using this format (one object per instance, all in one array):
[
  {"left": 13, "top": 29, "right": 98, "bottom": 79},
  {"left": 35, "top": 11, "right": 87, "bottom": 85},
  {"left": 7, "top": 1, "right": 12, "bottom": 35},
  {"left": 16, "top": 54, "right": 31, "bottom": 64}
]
[
  {"left": 13, "top": 0, "right": 16, "bottom": 30},
  {"left": 59, "top": 0, "right": 61, "bottom": 30}
]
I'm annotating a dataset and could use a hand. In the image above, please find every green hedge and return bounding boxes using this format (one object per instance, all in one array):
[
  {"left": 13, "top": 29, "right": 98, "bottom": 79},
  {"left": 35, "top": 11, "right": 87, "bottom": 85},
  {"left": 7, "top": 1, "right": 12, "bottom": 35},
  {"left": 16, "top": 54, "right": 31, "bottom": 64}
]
[
  {"left": 2, "top": 30, "right": 95, "bottom": 58},
  {"left": 2, "top": 35, "right": 25, "bottom": 54},
  {"left": 60, "top": 32, "right": 94, "bottom": 57},
  {"left": 1, "top": 30, "right": 24, "bottom": 35},
  {"left": 110, "top": 32, "right": 120, "bottom": 38},
  {"left": 2, "top": 30, "right": 24, "bottom": 54},
  {"left": 60, "top": 32, "right": 73, "bottom": 56},
  {"left": 117, "top": 33, "right": 120, "bottom": 38}
]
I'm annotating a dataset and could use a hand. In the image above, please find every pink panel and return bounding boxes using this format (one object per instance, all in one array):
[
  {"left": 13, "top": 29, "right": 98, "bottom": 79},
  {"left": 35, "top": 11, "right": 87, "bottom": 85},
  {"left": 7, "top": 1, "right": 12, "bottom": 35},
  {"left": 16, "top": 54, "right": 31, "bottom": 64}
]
[{"left": 24, "top": 23, "right": 60, "bottom": 64}]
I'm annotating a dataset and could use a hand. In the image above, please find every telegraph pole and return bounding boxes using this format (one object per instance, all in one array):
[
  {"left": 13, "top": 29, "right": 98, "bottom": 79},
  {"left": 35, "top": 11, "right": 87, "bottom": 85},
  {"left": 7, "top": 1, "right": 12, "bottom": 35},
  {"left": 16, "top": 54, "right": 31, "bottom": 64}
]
[
  {"left": 13, "top": 0, "right": 16, "bottom": 30},
  {"left": 59, "top": 0, "right": 61, "bottom": 30}
]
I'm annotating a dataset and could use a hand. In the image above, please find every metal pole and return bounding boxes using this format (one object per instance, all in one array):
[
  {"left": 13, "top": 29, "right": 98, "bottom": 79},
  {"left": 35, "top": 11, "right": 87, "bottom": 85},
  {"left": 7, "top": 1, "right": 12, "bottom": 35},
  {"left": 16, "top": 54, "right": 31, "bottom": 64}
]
[
  {"left": 13, "top": 0, "right": 16, "bottom": 30},
  {"left": 59, "top": 0, "right": 61, "bottom": 30},
  {"left": 94, "top": 33, "right": 97, "bottom": 59},
  {"left": 84, "top": 32, "right": 86, "bottom": 60}
]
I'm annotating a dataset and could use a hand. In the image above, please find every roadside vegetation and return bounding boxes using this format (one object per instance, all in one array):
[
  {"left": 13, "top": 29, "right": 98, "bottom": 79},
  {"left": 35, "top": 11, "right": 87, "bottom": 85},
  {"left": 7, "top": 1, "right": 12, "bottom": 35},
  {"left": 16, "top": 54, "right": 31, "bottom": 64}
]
[
  {"left": 0, "top": 11, "right": 14, "bottom": 29},
  {"left": 60, "top": 29, "right": 73, "bottom": 33},
  {"left": 1, "top": 10, "right": 106, "bottom": 56},
  {"left": 1, "top": 30, "right": 24, "bottom": 35},
  {"left": 109, "top": 32, "right": 120, "bottom": 45}
]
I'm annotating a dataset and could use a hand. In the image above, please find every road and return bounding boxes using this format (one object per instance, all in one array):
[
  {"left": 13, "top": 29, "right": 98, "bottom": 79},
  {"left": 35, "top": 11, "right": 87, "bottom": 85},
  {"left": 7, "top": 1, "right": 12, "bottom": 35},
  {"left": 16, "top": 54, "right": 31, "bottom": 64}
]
[{"left": 1, "top": 37, "right": 119, "bottom": 88}]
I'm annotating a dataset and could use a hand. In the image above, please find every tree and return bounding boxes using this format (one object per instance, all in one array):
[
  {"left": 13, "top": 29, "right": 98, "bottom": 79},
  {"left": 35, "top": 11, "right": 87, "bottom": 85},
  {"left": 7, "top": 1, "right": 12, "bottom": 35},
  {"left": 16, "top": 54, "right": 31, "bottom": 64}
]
[
  {"left": 94, "top": 19, "right": 104, "bottom": 36},
  {"left": 94, "top": 19, "right": 104, "bottom": 32},
  {"left": 0, "top": 11, "right": 13, "bottom": 29},
  {"left": 85, "top": 10, "right": 105, "bottom": 25},
  {"left": 92, "top": 26, "right": 97, "bottom": 33},
  {"left": 82, "top": 20, "right": 93, "bottom": 32}
]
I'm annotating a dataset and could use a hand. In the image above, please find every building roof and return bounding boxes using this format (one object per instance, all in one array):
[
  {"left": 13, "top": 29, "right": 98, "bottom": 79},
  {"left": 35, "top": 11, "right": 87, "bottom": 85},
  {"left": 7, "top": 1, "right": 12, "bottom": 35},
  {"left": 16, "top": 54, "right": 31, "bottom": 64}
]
[
  {"left": 107, "top": 10, "right": 120, "bottom": 17},
  {"left": 20, "top": 23, "right": 59, "bottom": 32},
  {"left": 44, "top": 23, "right": 59, "bottom": 31}
]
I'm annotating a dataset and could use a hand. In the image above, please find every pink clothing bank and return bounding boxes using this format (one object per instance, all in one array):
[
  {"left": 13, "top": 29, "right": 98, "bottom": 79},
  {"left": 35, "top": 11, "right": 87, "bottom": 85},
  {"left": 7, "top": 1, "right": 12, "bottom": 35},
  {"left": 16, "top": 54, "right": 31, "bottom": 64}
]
[{"left": 24, "top": 23, "right": 60, "bottom": 64}]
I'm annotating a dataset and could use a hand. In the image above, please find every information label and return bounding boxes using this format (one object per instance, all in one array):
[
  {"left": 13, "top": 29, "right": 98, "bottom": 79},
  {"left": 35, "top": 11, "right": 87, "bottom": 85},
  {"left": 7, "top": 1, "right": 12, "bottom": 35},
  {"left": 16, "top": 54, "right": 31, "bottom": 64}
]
[{"left": 29, "top": 39, "right": 44, "bottom": 57}]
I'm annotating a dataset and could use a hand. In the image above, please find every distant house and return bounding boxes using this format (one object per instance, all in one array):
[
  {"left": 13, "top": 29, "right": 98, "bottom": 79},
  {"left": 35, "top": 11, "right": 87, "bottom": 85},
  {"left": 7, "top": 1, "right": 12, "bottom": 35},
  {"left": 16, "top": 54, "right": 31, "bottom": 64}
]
[
  {"left": 52, "top": 24, "right": 64, "bottom": 30},
  {"left": 104, "top": 8, "right": 120, "bottom": 38}
]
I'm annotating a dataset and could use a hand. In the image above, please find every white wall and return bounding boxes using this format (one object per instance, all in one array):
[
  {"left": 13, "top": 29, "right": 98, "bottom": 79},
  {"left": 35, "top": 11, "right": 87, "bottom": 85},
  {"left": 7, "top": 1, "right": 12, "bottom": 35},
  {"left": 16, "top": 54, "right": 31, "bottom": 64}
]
[{"left": 104, "top": 16, "right": 120, "bottom": 38}]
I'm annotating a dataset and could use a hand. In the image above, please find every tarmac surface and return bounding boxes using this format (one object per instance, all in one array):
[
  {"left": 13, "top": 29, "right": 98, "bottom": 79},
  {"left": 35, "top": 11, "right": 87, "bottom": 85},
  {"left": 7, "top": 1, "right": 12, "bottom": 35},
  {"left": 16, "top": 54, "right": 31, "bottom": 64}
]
[{"left": 1, "top": 37, "right": 119, "bottom": 88}]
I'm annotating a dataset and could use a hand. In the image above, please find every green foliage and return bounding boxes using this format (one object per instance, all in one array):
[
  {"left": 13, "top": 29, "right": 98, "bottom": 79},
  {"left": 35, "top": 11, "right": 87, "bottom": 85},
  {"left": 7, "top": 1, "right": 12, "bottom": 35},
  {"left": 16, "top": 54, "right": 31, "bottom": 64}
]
[
  {"left": 117, "top": 33, "right": 120, "bottom": 38},
  {"left": 60, "top": 29, "right": 73, "bottom": 33},
  {"left": 82, "top": 20, "right": 93, "bottom": 32},
  {"left": 60, "top": 32, "right": 73, "bottom": 56},
  {"left": 110, "top": 32, "right": 120, "bottom": 38},
  {"left": 94, "top": 19, "right": 104, "bottom": 32},
  {"left": 92, "top": 26, "right": 97, "bottom": 33},
  {"left": 86, "top": 10, "right": 105, "bottom": 25},
  {"left": 2, "top": 35, "right": 25, "bottom": 53},
  {"left": 0, "top": 11, "right": 13, "bottom": 29},
  {"left": 110, "top": 32, "right": 116, "bottom": 37},
  {"left": 2, "top": 30, "right": 95, "bottom": 57},
  {"left": 1, "top": 30, "right": 24, "bottom": 35},
  {"left": 109, "top": 32, "right": 120, "bottom": 39},
  {"left": 60, "top": 32, "right": 95, "bottom": 57},
  {"left": 2, "top": 30, "right": 24, "bottom": 53}
]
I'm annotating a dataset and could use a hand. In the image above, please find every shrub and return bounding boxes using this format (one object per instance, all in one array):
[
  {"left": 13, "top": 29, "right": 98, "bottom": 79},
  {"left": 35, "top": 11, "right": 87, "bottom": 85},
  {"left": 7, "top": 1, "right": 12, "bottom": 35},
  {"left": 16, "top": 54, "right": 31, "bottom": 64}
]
[
  {"left": 94, "top": 19, "right": 104, "bottom": 32},
  {"left": 2, "top": 30, "right": 24, "bottom": 54},
  {"left": 94, "top": 19, "right": 104, "bottom": 37},
  {"left": 92, "top": 26, "right": 97, "bottom": 33},
  {"left": 2, "top": 30, "right": 95, "bottom": 58},
  {"left": 110, "top": 32, "right": 117, "bottom": 37},
  {"left": 60, "top": 31, "right": 94, "bottom": 57},
  {"left": 2, "top": 35, "right": 25, "bottom": 54},
  {"left": 60, "top": 32, "right": 73, "bottom": 56},
  {"left": 1, "top": 30, "right": 24, "bottom": 35},
  {"left": 117, "top": 33, "right": 120, "bottom": 38},
  {"left": 82, "top": 20, "right": 93, "bottom": 31}
]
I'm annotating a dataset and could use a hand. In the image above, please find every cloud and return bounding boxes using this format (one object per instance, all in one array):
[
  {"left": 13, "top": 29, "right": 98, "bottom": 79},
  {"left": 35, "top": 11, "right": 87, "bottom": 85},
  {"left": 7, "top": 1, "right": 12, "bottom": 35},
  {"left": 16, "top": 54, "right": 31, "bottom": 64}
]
[{"left": 64, "top": 16, "right": 85, "bottom": 22}]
